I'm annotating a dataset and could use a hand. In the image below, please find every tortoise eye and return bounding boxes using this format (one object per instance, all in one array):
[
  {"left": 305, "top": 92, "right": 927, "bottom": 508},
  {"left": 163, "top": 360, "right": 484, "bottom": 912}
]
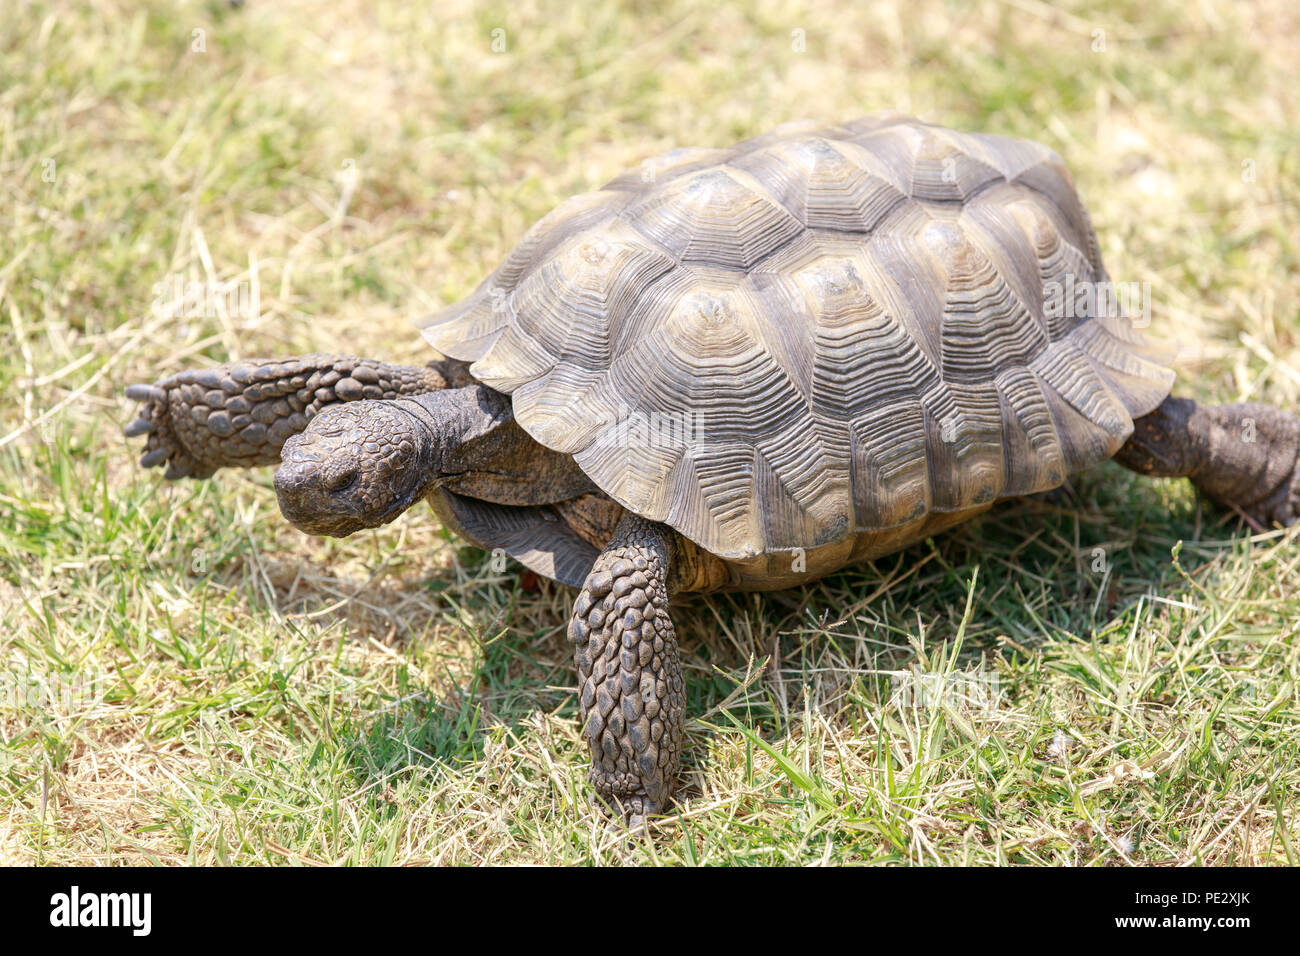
[{"left": 327, "top": 469, "right": 358, "bottom": 494}]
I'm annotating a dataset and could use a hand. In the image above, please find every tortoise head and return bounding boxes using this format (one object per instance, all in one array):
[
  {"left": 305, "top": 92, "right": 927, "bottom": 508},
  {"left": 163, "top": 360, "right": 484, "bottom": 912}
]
[{"left": 274, "top": 399, "right": 439, "bottom": 537}]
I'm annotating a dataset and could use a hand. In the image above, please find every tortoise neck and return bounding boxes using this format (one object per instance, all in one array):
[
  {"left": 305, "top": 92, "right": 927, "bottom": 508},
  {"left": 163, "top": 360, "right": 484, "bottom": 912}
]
[{"left": 395, "top": 385, "right": 597, "bottom": 507}]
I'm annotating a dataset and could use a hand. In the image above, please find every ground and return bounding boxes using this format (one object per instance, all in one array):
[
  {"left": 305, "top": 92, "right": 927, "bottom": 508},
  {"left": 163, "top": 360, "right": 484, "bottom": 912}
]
[{"left": 1, "top": 0, "right": 1298, "bottom": 865}]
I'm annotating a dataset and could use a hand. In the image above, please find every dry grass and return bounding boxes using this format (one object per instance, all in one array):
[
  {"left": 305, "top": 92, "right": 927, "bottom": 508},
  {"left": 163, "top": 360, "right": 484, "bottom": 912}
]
[{"left": 1, "top": 0, "right": 1298, "bottom": 865}]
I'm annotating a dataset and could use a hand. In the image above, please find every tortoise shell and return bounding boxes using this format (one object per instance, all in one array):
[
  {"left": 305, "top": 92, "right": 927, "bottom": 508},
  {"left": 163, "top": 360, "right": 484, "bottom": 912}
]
[{"left": 418, "top": 113, "right": 1174, "bottom": 582}]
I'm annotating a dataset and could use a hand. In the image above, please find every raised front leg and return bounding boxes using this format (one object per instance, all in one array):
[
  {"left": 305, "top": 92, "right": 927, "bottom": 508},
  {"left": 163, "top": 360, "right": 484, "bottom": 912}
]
[
  {"left": 569, "top": 514, "right": 685, "bottom": 829},
  {"left": 1115, "top": 396, "right": 1300, "bottom": 527},
  {"left": 125, "top": 354, "right": 467, "bottom": 479}
]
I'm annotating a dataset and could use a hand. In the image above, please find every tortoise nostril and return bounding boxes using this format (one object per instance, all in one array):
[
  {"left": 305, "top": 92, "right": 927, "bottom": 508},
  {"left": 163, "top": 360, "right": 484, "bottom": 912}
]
[{"left": 274, "top": 461, "right": 309, "bottom": 492}]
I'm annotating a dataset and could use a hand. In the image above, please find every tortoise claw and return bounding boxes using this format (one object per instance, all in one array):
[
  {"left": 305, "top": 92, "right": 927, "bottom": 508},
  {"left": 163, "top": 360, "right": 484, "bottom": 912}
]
[
  {"left": 1249, "top": 469, "right": 1300, "bottom": 529},
  {"left": 126, "top": 379, "right": 198, "bottom": 480},
  {"left": 590, "top": 792, "right": 662, "bottom": 838},
  {"left": 124, "top": 383, "right": 164, "bottom": 403},
  {"left": 621, "top": 796, "right": 659, "bottom": 837}
]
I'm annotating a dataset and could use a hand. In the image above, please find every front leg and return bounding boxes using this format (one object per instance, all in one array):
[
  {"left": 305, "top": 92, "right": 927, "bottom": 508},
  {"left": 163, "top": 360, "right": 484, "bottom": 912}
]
[
  {"left": 125, "top": 354, "right": 465, "bottom": 479},
  {"left": 569, "top": 514, "right": 685, "bottom": 829}
]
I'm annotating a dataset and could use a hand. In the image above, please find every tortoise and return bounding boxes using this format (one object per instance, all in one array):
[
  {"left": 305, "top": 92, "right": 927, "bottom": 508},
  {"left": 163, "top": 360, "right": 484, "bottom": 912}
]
[{"left": 126, "top": 113, "right": 1300, "bottom": 826}]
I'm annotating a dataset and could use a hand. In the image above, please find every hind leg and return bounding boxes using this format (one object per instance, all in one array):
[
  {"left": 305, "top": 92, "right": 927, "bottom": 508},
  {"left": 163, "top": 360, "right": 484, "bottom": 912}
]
[
  {"left": 1115, "top": 396, "right": 1300, "bottom": 528},
  {"left": 125, "top": 355, "right": 470, "bottom": 479}
]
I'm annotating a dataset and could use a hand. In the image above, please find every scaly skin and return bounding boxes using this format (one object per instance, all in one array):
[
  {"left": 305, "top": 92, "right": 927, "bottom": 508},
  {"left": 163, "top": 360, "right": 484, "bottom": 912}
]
[
  {"left": 569, "top": 514, "right": 685, "bottom": 830},
  {"left": 1116, "top": 396, "right": 1300, "bottom": 528},
  {"left": 125, "top": 354, "right": 471, "bottom": 479}
]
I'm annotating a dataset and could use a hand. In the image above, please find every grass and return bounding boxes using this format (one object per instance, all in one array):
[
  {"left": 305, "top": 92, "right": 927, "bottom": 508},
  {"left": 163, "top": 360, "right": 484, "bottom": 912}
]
[{"left": 1, "top": 0, "right": 1298, "bottom": 865}]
